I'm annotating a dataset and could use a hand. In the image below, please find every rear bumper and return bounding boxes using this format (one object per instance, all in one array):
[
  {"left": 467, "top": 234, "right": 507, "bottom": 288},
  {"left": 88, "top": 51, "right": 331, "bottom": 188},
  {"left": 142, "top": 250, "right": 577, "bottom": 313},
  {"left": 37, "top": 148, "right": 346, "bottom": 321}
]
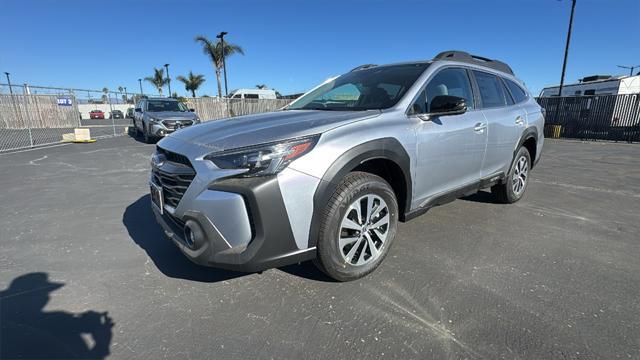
[{"left": 151, "top": 175, "right": 316, "bottom": 272}]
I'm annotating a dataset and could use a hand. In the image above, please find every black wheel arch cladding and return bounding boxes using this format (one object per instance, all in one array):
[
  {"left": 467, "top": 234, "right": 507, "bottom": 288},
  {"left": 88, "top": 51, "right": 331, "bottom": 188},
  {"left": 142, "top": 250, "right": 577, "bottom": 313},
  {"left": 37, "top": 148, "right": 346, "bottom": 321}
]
[{"left": 308, "top": 137, "right": 412, "bottom": 248}]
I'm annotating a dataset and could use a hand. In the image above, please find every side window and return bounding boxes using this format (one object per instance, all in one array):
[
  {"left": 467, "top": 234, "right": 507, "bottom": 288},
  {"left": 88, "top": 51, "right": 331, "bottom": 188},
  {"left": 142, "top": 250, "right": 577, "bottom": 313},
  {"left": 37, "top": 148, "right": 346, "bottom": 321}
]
[
  {"left": 244, "top": 94, "right": 259, "bottom": 99},
  {"left": 473, "top": 70, "right": 508, "bottom": 108},
  {"left": 504, "top": 78, "right": 529, "bottom": 103},
  {"left": 425, "top": 68, "right": 475, "bottom": 112}
]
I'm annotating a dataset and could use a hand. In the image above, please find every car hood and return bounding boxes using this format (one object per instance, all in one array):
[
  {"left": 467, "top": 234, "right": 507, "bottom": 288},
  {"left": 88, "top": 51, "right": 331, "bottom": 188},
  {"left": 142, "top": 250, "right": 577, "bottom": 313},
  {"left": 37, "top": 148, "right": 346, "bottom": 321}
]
[
  {"left": 148, "top": 111, "right": 197, "bottom": 120},
  {"left": 167, "top": 110, "right": 380, "bottom": 152}
]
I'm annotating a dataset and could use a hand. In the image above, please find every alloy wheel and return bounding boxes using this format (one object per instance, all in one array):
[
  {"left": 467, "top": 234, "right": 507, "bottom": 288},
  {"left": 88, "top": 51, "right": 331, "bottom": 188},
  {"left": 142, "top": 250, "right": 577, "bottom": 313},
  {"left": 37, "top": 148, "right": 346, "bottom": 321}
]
[
  {"left": 339, "top": 194, "right": 389, "bottom": 266},
  {"left": 512, "top": 155, "right": 528, "bottom": 196}
]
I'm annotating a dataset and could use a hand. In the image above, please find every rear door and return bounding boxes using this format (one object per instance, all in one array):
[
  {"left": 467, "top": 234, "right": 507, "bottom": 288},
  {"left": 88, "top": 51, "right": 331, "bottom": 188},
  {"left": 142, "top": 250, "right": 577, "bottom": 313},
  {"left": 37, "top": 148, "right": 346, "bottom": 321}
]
[
  {"left": 411, "top": 67, "right": 488, "bottom": 207},
  {"left": 471, "top": 70, "right": 526, "bottom": 177}
]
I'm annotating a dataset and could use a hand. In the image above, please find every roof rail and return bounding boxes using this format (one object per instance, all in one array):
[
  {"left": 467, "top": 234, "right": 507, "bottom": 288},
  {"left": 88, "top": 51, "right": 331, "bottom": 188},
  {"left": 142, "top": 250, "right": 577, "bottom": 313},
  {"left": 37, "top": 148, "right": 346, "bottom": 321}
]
[
  {"left": 433, "top": 50, "right": 514, "bottom": 75},
  {"left": 350, "top": 64, "right": 377, "bottom": 72}
]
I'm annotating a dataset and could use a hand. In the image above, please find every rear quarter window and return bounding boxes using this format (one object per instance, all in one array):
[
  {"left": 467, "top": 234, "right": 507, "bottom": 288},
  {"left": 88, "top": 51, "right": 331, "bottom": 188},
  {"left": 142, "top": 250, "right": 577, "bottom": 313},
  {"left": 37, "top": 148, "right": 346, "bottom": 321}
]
[{"left": 504, "top": 78, "right": 529, "bottom": 103}]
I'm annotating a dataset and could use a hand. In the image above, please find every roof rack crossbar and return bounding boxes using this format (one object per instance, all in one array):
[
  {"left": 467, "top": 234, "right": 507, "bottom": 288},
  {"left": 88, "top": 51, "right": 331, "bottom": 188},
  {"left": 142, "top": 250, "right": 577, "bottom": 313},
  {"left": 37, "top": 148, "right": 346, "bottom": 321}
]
[{"left": 434, "top": 50, "right": 514, "bottom": 75}]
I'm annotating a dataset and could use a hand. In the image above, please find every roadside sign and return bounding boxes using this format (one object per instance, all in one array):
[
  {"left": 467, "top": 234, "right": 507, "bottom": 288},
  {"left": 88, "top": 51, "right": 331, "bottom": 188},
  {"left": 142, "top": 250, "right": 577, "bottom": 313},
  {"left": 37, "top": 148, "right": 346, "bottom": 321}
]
[{"left": 57, "top": 97, "right": 73, "bottom": 106}]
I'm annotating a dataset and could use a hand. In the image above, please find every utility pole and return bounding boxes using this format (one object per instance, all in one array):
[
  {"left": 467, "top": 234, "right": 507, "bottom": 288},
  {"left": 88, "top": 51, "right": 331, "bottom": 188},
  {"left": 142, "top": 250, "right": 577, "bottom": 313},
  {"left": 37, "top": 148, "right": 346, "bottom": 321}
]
[
  {"left": 617, "top": 65, "right": 639, "bottom": 77},
  {"left": 138, "top": 78, "right": 143, "bottom": 95},
  {"left": 557, "top": 0, "right": 576, "bottom": 97},
  {"left": 217, "top": 31, "right": 229, "bottom": 96},
  {"left": 164, "top": 63, "right": 172, "bottom": 97},
  {"left": 553, "top": 0, "right": 577, "bottom": 123}
]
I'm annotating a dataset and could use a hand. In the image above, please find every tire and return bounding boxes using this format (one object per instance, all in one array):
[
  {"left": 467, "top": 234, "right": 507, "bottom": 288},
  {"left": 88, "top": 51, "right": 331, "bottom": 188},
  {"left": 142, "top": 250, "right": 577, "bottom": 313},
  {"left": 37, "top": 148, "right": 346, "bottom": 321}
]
[
  {"left": 491, "top": 146, "right": 532, "bottom": 204},
  {"left": 132, "top": 120, "right": 139, "bottom": 137},
  {"left": 142, "top": 123, "right": 153, "bottom": 144},
  {"left": 314, "top": 172, "right": 399, "bottom": 281}
]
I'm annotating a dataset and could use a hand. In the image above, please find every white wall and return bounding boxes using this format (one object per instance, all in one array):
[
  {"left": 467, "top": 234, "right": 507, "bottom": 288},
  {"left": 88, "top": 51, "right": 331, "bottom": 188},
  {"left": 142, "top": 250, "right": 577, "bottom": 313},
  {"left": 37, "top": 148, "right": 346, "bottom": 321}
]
[{"left": 78, "top": 104, "right": 133, "bottom": 119}]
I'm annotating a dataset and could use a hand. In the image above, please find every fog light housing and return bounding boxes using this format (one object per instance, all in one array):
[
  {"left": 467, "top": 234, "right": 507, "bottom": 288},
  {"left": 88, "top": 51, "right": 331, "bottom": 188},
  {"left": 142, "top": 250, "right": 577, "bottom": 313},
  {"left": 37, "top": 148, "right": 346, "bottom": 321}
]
[{"left": 184, "top": 220, "right": 205, "bottom": 249}]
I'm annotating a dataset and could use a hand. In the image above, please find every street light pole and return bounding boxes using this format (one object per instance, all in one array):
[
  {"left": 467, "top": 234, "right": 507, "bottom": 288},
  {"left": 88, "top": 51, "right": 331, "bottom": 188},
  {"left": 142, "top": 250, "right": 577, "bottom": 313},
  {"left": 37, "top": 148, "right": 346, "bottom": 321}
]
[
  {"left": 4, "top": 72, "right": 13, "bottom": 95},
  {"left": 138, "top": 78, "right": 143, "bottom": 96},
  {"left": 217, "top": 31, "right": 229, "bottom": 96},
  {"left": 164, "top": 63, "right": 172, "bottom": 97},
  {"left": 617, "top": 65, "right": 639, "bottom": 77},
  {"left": 124, "top": 87, "right": 128, "bottom": 104}
]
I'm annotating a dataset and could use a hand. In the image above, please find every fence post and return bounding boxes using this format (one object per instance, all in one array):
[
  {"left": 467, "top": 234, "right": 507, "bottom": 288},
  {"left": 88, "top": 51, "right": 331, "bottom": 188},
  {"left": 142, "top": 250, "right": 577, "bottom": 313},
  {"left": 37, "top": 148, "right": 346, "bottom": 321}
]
[
  {"left": 107, "top": 92, "right": 116, "bottom": 136},
  {"left": 22, "top": 85, "right": 34, "bottom": 148}
]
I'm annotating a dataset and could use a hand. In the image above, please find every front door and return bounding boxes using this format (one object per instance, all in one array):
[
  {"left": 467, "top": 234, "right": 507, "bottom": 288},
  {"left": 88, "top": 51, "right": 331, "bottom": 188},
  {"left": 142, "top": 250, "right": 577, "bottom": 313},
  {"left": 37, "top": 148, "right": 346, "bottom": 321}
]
[{"left": 411, "top": 67, "right": 488, "bottom": 208}]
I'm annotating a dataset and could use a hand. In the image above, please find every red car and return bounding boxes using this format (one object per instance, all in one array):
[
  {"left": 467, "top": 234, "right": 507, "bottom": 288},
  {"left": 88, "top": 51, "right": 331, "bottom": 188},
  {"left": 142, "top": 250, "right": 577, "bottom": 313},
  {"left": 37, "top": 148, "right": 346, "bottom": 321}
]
[{"left": 89, "top": 110, "right": 105, "bottom": 119}]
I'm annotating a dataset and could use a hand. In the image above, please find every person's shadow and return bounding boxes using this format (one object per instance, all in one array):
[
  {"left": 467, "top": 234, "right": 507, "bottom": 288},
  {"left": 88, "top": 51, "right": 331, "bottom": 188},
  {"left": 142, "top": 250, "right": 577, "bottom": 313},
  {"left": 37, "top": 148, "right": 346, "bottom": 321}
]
[
  {"left": 0, "top": 272, "right": 114, "bottom": 359},
  {"left": 123, "top": 195, "right": 333, "bottom": 282}
]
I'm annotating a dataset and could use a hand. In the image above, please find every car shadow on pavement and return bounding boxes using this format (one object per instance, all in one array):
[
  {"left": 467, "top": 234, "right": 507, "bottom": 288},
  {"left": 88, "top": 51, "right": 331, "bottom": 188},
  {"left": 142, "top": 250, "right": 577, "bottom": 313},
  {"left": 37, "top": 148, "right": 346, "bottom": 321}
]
[
  {"left": 123, "top": 195, "right": 245, "bottom": 283},
  {"left": 0, "top": 272, "right": 114, "bottom": 359},
  {"left": 461, "top": 190, "right": 503, "bottom": 204}
]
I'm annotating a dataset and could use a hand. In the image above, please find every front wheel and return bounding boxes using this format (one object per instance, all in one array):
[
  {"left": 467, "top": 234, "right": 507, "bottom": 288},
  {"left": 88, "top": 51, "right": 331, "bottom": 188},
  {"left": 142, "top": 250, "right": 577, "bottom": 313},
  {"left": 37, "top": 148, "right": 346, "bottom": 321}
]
[
  {"left": 142, "top": 123, "right": 153, "bottom": 144},
  {"left": 131, "top": 120, "right": 139, "bottom": 137},
  {"left": 491, "top": 146, "right": 532, "bottom": 203},
  {"left": 314, "top": 172, "right": 398, "bottom": 281}
]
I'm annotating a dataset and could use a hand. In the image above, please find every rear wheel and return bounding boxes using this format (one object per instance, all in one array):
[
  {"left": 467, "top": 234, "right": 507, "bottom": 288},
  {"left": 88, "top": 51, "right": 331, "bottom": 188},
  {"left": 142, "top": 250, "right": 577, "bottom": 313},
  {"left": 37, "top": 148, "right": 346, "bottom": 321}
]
[
  {"left": 491, "top": 146, "right": 531, "bottom": 203},
  {"left": 314, "top": 172, "right": 398, "bottom": 281}
]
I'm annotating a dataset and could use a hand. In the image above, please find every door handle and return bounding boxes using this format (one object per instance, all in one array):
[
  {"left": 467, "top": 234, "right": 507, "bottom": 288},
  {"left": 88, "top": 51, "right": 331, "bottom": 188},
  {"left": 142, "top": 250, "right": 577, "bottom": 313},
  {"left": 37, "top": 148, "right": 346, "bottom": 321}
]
[
  {"left": 474, "top": 122, "right": 486, "bottom": 132},
  {"left": 515, "top": 116, "right": 525, "bottom": 125}
]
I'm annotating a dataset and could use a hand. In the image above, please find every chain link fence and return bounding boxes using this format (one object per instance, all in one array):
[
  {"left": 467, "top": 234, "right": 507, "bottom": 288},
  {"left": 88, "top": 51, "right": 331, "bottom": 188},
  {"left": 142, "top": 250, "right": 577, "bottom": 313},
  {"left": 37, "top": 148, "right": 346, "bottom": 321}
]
[{"left": 0, "top": 83, "right": 294, "bottom": 152}]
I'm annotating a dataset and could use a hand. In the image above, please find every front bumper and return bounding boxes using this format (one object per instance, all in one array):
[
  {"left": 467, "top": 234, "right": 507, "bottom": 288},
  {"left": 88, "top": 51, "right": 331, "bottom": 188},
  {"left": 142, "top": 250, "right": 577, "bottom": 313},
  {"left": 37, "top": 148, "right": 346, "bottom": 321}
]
[{"left": 151, "top": 174, "right": 316, "bottom": 272}]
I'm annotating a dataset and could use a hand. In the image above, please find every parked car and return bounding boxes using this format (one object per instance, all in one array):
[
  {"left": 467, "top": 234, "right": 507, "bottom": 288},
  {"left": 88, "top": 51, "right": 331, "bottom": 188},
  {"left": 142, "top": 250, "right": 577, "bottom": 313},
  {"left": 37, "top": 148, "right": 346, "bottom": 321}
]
[
  {"left": 149, "top": 51, "right": 544, "bottom": 281},
  {"left": 132, "top": 97, "right": 200, "bottom": 143},
  {"left": 126, "top": 108, "right": 134, "bottom": 119},
  {"left": 110, "top": 110, "right": 124, "bottom": 119},
  {"left": 89, "top": 110, "right": 105, "bottom": 119}
]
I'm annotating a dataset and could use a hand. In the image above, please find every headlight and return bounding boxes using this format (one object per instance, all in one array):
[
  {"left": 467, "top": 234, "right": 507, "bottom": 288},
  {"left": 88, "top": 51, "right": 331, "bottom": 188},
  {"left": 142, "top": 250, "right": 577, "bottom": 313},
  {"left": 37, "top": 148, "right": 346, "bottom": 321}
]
[
  {"left": 148, "top": 117, "right": 160, "bottom": 123},
  {"left": 204, "top": 135, "right": 319, "bottom": 177}
]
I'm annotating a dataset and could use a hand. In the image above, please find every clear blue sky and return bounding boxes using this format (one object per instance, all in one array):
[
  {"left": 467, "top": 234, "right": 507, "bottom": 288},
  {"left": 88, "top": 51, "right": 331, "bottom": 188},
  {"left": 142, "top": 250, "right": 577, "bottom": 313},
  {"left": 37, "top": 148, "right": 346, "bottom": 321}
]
[{"left": 0, "top": 0, "right": 638, "bottom": 96}]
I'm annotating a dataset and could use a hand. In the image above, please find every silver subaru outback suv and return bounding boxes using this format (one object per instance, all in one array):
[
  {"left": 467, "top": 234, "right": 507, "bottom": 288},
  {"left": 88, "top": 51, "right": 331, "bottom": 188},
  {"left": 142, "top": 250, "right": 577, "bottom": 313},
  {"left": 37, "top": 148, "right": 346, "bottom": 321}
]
[{"left": 149, "top": 51, "right": 544, "bottom": 281}]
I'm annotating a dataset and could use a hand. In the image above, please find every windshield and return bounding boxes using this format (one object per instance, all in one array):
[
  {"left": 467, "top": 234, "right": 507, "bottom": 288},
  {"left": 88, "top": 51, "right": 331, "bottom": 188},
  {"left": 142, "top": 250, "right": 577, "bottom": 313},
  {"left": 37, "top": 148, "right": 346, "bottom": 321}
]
[
  {"left": 147, "top": 100, "right": 188, "bottom": 112},
  {"left": 288, "top": 63, "right": 429, "bottom": 111}
]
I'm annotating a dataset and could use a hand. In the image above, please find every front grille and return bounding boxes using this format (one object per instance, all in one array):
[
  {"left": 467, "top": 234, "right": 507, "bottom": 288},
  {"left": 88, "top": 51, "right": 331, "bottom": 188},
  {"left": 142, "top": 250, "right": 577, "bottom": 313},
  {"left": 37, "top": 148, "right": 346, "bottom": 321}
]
[
  {"left": 157, "top": 146, "right": 193, "bottom": 169},
  {"left": 153, "top": 147, "right": 195, "bottom": 208},
  {"left": 162, "top": 119, "right": 193, "bottom": 128},
  {"left": 152, "top": 170, "right": 195, "bottom": 208}
]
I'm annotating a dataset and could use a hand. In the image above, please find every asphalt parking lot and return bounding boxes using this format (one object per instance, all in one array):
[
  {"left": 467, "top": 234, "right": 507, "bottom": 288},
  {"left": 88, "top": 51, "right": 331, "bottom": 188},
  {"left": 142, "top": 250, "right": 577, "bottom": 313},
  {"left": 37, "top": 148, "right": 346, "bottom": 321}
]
[{"left": 0, "top": 136, "right": 638, "bottom": 359}]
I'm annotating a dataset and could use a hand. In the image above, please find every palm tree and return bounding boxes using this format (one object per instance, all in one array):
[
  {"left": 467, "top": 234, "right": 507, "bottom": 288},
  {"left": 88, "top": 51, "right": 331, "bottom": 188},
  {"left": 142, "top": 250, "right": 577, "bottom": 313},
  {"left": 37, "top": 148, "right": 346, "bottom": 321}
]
[
  {"left": 144, "top": 67, "right": 168, "bottom": 96},
  {"left": 176, "top": 71, "right": 206, "bottom": 97},
  {"left": 101, "top": 87, "right": 109, "bottom": 103},
  {"left": 255, "top": 84, "right": 268, "bottom": 90},
  {"left": 194, "top": 35, "right": 244, "bottom": 98}
]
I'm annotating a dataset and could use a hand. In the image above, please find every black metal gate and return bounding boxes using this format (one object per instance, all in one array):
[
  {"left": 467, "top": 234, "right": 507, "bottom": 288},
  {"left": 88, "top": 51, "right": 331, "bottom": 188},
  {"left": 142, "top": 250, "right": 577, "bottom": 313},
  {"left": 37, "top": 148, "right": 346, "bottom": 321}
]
[{"left": 536, "top": 94, "right": 640, "bottom": 142}]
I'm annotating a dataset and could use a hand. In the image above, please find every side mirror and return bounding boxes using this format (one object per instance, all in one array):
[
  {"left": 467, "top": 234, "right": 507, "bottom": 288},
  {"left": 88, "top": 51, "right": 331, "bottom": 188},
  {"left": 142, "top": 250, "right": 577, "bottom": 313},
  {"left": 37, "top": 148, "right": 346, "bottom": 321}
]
[
  {"left": 426, "top": 95, "right": 467, "bottom": 118},
  {"left": 135, "top": 108, "right": 142, "bottom": 112},
  {"left": 189, "top": 108, "right": 195, "bottom": 112}
]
